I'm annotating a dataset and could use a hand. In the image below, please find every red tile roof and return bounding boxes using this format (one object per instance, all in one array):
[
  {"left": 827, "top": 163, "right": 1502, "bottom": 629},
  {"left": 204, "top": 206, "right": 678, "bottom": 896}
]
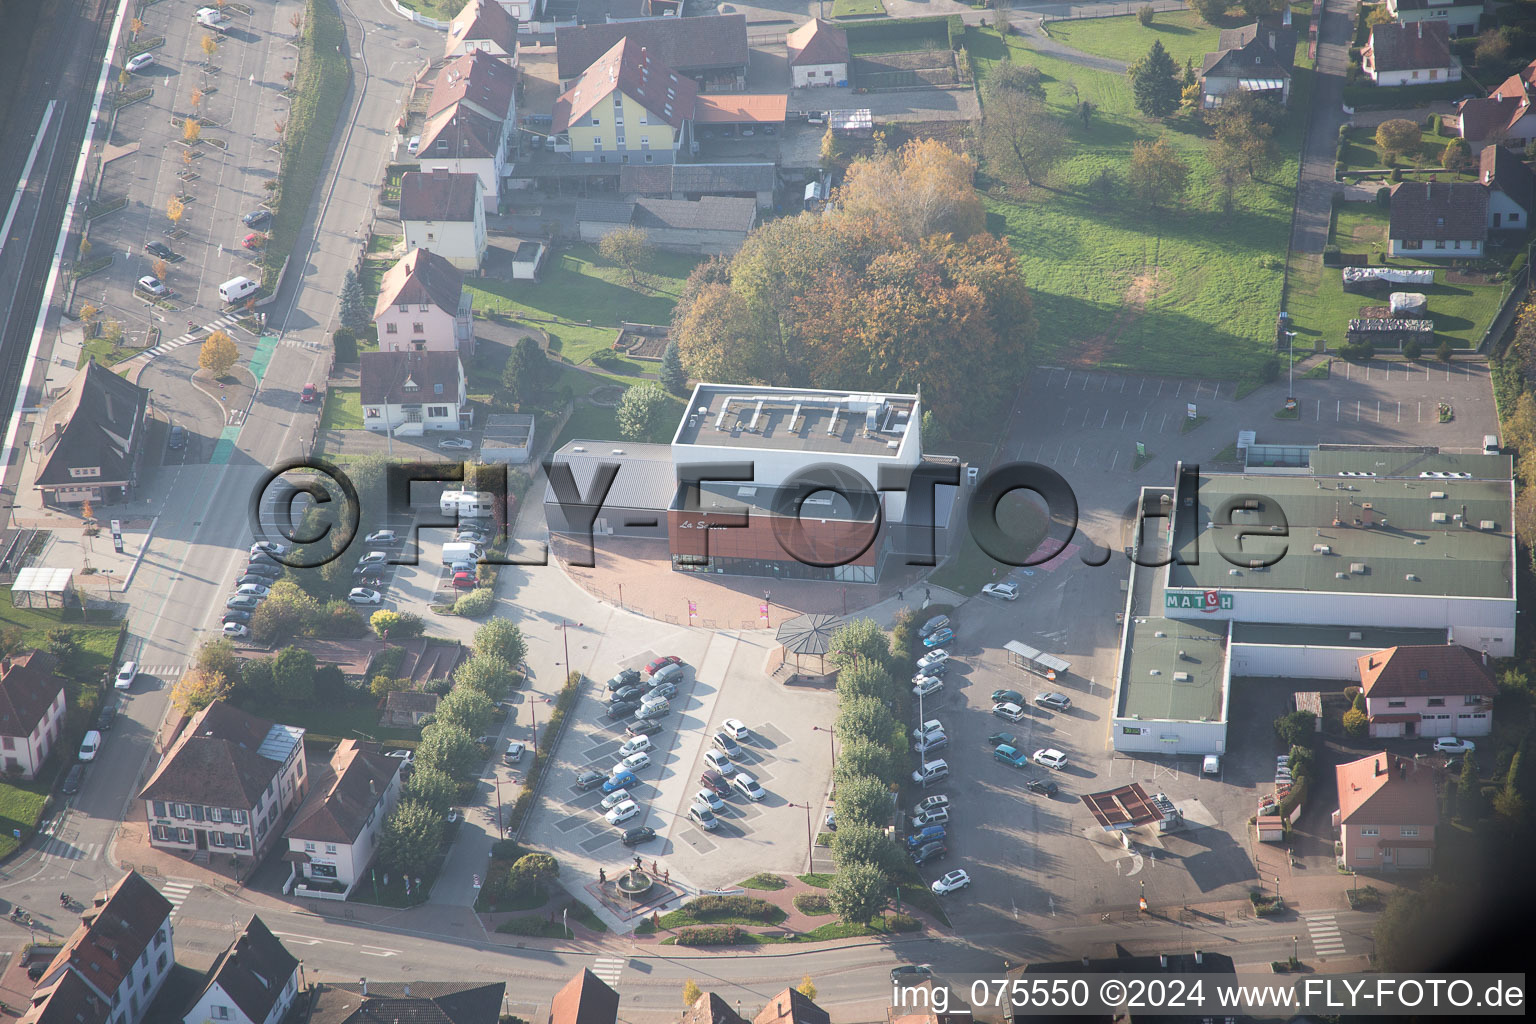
[
  {"left": 0, "top": 650, "right": 64, "bottom": 740},
  {"left": 374, "top": 248, "right": 466, "bottom": 320},
  {"left": 550, "top": 969, "right": 620, "bottom": 1024},
  {"left": 360, "top": 350, "right": 464, "bottom": 406},
  {"left": 1388, "top": 181, "right": 1488, "bottom": 242},
  {"left": 138, "top": 700, "right": 291, "bottom": 809},
  {"left": 1365, "top": 20, "right": 1454, "bottom": 73},
  {"left": 1336, "top": 751, "right": 1438, "bottom": 826},
  {"left": 1357, "top": 644, "right": 1497, "bottom": 699},
  {"left": 553, "top": 38, "right": 698, "bottom": 132},
  {"left": 692, "top": 94, "right": 788, "bottom": 124},
  {"left": 400, "top": 169, "right": 482, "bottom": 223},
  {"left": 416, "top": 103, "right": 503, "bottom": 163},
  {"left": 428, "top": 50, "right": 517, "bottom": 121},
  {"left": 786, "top": 19, "right": 848, "bottom": 67},
  {"left": 18, "top": 966, "right": 111, "bottom": 1024},
  {"left": 193, "top": 915, "right": 299, "bottom": 1024},
  {"left": 446, "top": 0, "right": 519, "bottom": 59},
  {"left": 1482, "top": 143, "right": 1536, "bottom": 216},
  {"left": 284, "top": 740, "right": 401, "bottom": 844},
  {"left": 38, "top": 872, "right": 172, "bottom": 1006},
  {"left": 754, "top": 989, "right": 830, "bottom": 1024}
]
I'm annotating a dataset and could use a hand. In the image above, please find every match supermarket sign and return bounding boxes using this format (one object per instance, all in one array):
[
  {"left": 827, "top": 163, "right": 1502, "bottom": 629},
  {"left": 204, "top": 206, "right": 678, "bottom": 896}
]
[{"left": 1165, "top": 589, "right": 1234, "bottom": 613}]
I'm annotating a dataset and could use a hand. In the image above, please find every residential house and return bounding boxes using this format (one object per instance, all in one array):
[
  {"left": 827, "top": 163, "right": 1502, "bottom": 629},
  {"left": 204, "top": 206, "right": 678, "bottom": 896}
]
[
  {"left": 418, "top": 51, "right": 517, "bottom": 213},
  {"left": 555, "top": 14, "right": 749, "bottom": 85},
  {"left": 283, "top": 740, "right": 403, "bottom": 896},
  {"left": 1361, "top": 21, "right": 1460, "bottom": 86},
  {"left": 1388, "top": 181, "right": 1488, "bottom": 256},
  {"left": 1480, "top": 143, "right": 1536, "bottom": 230},
  {"left": 1386, "top": 0, "right": 1483, "bottom": 37},
  {"left": 23, "top": 872, "right": 174, "bottom": 1024},
  {"left": 1198, "top": 17, "right": 1298, "bottom": 108},
  {"left": 1334, "top": 751, "right": 1439, "bottom": 870},
  {"left": 619, "top": 162, "right": 776, "bottom": 207},
  {"left": 1453, "top": 60, "right": 1536, "bottom": 150},
  {"left": 754, "top": 989, "right": 830, "bottom": 1024},
  {"left": 381, "top": 690, "right": 440, "bottom": 728},
  {"left": 446, "top": 0, "right": 520, "bottom": 63},
  {"left": 0, "top": 650, "right": 68, "bottom": 780},
  {"left": 550, "top": 969, "right": 619, "bottom": 1024},
  {"left": 553, "top": 39, "right": 698, "bottom": 165},
  {"left": 305, "top": 981, "right": 505, "bottom": 1024},
  {"left": 491, "top": 0, "right": 539, "bottom": 23},
  {"left": 33, "top": 359, "right": 149, "bottom": 507},
  {"left": 373, "top": 248, "right": 474, "bottom": 355},
  {"left": 786, "top": 19, "right": 849, "bottom": 88},
  {"left": 1357, "top": 644, "right": 1496, "bottom": 739},
  {"left": 360, "top": 350, "right": 469, "bottom": 436},
  {"left": 682, "top": 992, "right": 748, "bottom": 1024},
  {"left": 576, "top": 195, "right": 756, "bottom": 254},
  {"left": 138, "top": 701, "right": 307, "bottom": 863},
  {"left": 180, "top": 916, "right": 300, "bottom": 1024},
  {"left": 400, "top": 169, "right": 487, "bottom": 271}
]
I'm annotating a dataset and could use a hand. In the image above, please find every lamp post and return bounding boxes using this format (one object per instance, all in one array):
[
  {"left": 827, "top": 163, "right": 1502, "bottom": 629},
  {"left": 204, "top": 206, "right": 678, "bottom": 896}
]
[
  {"left": 812, "top": 725, "right": 834, "bottom": 763},
  {"left": 763, "top": 590, "right": 772, "bottom": 628},
  {"left": 617, "top": 582, "right": 623, "bottom": 610},
  {"left": 787, "top": 802, "right": 813, "bottom": 870},
  {"left": 1292, "top": 935, "right": 1298, "bottom": 964},
  {"left": 494, "top": 776, "right": 503, "bottom": 836},
  {"left": 1284, "top": 330, "right": 1297, "bottom": 409}
]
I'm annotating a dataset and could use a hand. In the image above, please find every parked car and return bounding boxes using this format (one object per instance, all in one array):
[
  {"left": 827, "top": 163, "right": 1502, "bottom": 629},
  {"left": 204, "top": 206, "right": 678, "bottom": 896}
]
[
  {"left": 575, "top": 769, "right": 606, "bottom": 791},
  {"left": 622, "top": 826, "right": 657, "bottom": 845},
  {"left": 923, "top": 628, "right": 954, "bottom": 648},
  {"left": 645, "top": 655, "right": 682, "bottom": 675},
  {"left": 357, "top": 551, "right": 388, "bottom": 566},
  {"left": 982, "top": 582, "right": 1019, "bottom": 600},
  {"left": 618, "top": 736, "right": 652, "bottom": 757},
  {"left": 722, "top": 719, "right": 750, "bottom": 741},
  {"left": 986, "top": 731, "right": 1018, "bottom": 748},
  {"left": 712, "top": 731, "right": 740, "bottom": 757},
  {"left": 606, "top": 699, "right": 639, "bottom": 719},
  {"left": 689, "top": 803, "right": 719, "bottom": 830},
  {"left": 78, "top": 730, "right": 102, "bottom": 762},
  {"left": 234, "top": 584, "right": 270, "bottom": 599},
  {"left": 222, "top": 622, "right": 249, "bottom": 638},
  {"left": 61, "top": 764, "right": 83, "bottom": 795},
  {"left": 347, "top": 588, "right": 383, "bottom": 605},
  {"left": 95, "top": 703, "right": 117, "bottom": 730},
  {"left": 226, "top": 595, "right": 259, "bottom": 611},
  {"left": 991, "top": 689, "right": 1024, "bottom": 705},
  {"left": 699, "top": 769, "right": 731, "bottom": 797},
  {"left": 242, "top": 232, "right": 264, "bottom": 250},
  {"left": 616, "top": 751, "right": 651, "bottom": 774},
  {"left": 503, "top": 741, "right": 525, "bottom": 765},
  {"left": 912, "top": 760, "right": 949, "bottom": 786},
  {"left": 603, "top": 770, "right": 638, "bottom": 794},
  {"left": 611, "top": 684, "right": 645, "bottom": 703},
  {"left": 992, "top": 702, "right": 1026, "bottom": 722},
  {"left": 600, "top": 789, "right": 631, "bottom": 811},
  {"left": 1025, "top": 778, "right": 1059, "bottom": 796},
  {"left": 731, "top": 771, "right": 765, "bottom": 802},
  {"left": 136, "top": 275, "right": 168, "bottom": 297},
  {"left": 438, "top": 437, "right": 473, "bottom": 451},
  {"left": 931, "top": 870, "right": 970, "bottom": 895},
  {"left": 906, "top": 825, "right": 946, "bottom": 849},
  {"left": 916, "top": 649, "right": 949, "bottom": 670},
  {"left": 251, "top": 541, "right": 289, "bottom": 557},
  {"left": 242, "top": 209, "right": 271, "bottom": 228},
  {"left": 1434, "top": 737, "right": 1476, "bottom": 754},
  {"left": 1202, "top": 754, "right": 1221, "bottom": 774},
  {"left": 918, "top": 615, "right": 949, "bottom": 637},
  {"left": 365, "top": 530, "right": 398, "bottom": 545},
  {"left": 993, "top": 744, "right": 1029, "bottom": 768},
  {"left": 243, "top": 561, "right": 281, "bottom": 577},
  {"left": 913, "top": 661, "right": 948, "bottom": 680},
  {"left": 915, "top": 794, "right": 950, "bottom": 814},
  {"left": 694, "top": 788, "right": 724, "bottom": 813},
  {"left": 126, "top": 52, "right": 156, "bottom": 72},
  {"left": 912, "top": 677, "right": 944, "bottom": 698},
  {"left": 911, "top": 841, "right": 947, "bottom": 866},
  {"left": 913, "top": 733, "right": 949, "bottom": 755},
  {"left": 605, "top": 800, "right": 639, "bottom": 825},
  {"left": 222, "top": 610, "right": 252, "bottom": 625},
  {"left": 1032, "top": 748, "right": 1069, "bottom": 770},
  {"left": 607, "top": 669, "right": 643, "bottom": 692},
  {"left": 911, "top": 806, "right": 950, "bottom": 829},
  {"left": 626, "top": 720, "right": 662, "bottom": 738},
  {"left": 144, "top": 241, "right": 178, "bottom": 261},
  {"left": 890, "top": 965, "right": 933, "bottom": 983},
  {"left": 704, "top": 750, "right": 732, "bottom": 773},
  {"left": 648, "top": 663, "right": 684, "bottom": 688},
  {"left": 1034, "top": 692, "right": 1072, "bottom": 712},
  {"left": 167, "top": 424, "right": 187, "bottom": 450},
  {"left": 114, "top": 661, "right": 138, "bottom": 691},
  {"left": 300, "top": 383, "right": 318, "bottom": 403},
  {"left": 452, "top": 571, "right": 476, "bottom": 589}
]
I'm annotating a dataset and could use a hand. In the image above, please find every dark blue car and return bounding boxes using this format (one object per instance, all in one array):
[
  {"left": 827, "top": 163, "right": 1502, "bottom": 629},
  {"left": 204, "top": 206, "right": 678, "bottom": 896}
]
[
  {"left": 603, "top": 770, "right": 638, "bottom": 794},
  {"left": 906, "top": 825, "right": 947, "bottom": 849}
]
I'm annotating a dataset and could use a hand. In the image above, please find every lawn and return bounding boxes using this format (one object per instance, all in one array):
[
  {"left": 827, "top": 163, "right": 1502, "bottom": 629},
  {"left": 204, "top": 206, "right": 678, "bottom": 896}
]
[
  {"left": 549, "top": 367, "right": 684, "bottom": 450},
  {"left": 462, "top": 244, "right": 698, "bottom": 369},
  {"left": 1047, "top": 9, "right": 1223, "bottom": 69},
  {"left": 1285, "top": 202, "right": 1509, "bottom": 352},
  {"left": 394, "top": 0, "right": 467, "bottom": 18},
  {"left": 318, "top": 388, "right": 363, "bottom": 433},
  {"left": 1337, "top": 126, "right": 1474, "bottom": 181},
  {"left": 845, "top": 19, "right": 949, "bottom": 55},
  {"left": 831, "top": 0, "right": 886, "bottom": 17},
  {"left": 0, "top": 772, "right": 55, "bottom": 859},
  {"left": 250, "top": 703, "right": 420, "bottom": 745},
  {"left": 967, "top": 27, "right": 1303, "bottom": 378},
  {"left": 0, "top": 596, "right": 123, "bottom": 679}
]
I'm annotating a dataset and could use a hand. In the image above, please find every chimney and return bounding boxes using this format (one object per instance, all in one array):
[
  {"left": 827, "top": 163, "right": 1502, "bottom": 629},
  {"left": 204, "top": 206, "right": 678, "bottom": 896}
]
[
  {"left": 361, "top": 978, "right": 368, "bottom": 996},
  {"left": 1194, "top": 949, "right": 1204, "bottom": 965},
  {"left": 1159, "top": 954, "right": 1168, "bottom": 968},
  {"left": 1268, "top": 30, "right": 1276, "bottom": 50},
  {"left": 405, "top": 983, "right": 411, "bottom": 996},
  {"left": 1483, "top": 650, "right": 1488, "bottom": 665},
  {"left": 1376, "top": 757, "right": 1386, "bottom": 776}
]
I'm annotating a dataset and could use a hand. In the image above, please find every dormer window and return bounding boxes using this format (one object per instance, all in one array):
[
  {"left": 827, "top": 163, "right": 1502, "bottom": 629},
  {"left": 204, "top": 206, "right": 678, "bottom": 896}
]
[{"left": 403, "top": 377, "right": 420, "bottom": 392}]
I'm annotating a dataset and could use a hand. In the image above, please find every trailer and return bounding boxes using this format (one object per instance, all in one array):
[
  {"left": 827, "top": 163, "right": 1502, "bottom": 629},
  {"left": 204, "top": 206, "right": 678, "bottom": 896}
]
[{"left": 1004, "top": 640, "right": 1071, "bottom": 681}]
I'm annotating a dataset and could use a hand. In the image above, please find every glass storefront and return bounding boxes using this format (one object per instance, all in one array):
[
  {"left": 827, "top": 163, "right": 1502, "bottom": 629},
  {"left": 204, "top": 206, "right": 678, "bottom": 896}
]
[{"left": 671, "top": 555, "right": 875, "bottom": 583}]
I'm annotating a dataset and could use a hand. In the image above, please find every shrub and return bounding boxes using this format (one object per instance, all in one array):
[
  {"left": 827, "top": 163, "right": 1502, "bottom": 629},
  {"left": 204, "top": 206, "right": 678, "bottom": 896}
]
[
  {"left": 1437, "top": 340, "right": 1454, "bottom": 362},
  {"left": 1376, "top": 186, "right": 1392, "bottom": 207},
  {"left": 1137, "top": 4, "right": 1154, "bottom": 25},
  {"left": 686, "top": 895, "right": 778, "bottom": 922},
  {"left": 1403, "top": 338, "right": 1422, "bottom": 360},
  {"left": 1428, "top": 112, "right": 1441, "bottom": 134},
  {"left": 454, "top": 587, "right": 495, "bottom": 617},
  {"left": 888, "top": 912, "right": 921, "bottom": 931},
  {"left": 1389, "top": 167, "right": 1403, "bottom": 183},
  {"left": 1343, "top": 707, "right": 1368, "bottom": 736},
  {"left": 1323, "top": 245, "right": 1342, "bottom": 266},
  {"left": 793, "top": 893, "right": 832, "bottom": 915},
  {"left": 590, "top": 349, "right": 626, "bottom": 370},
  {"left": 674, "top": 925, "right": 748, "bottom": 946}
]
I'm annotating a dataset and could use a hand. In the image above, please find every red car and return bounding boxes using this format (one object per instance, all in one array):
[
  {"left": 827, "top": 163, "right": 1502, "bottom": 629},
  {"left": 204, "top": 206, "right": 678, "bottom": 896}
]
[
  {"left": 452, "top": 571, "right": 476, "bottom": 589},
  {"left": 242, "top": 232, "right": 264, "bottom": 250},
  {"left": 646, "top": 655, "right": 682, "bottom": 676},
  {"left": 300, "top": 383, "right": 317, "bottom": 403},
  {"left": 699, "top": 769, "right": 731, "bottom": 797}
]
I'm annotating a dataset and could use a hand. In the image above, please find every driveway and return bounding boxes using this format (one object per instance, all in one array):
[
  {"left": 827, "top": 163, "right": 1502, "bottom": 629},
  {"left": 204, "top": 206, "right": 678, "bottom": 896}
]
[{"left": 1293, "top": 0, "right": 1361, "bottom": 253}]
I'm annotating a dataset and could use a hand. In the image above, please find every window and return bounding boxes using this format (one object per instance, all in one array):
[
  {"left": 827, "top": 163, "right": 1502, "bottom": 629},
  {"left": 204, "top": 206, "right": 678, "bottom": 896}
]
[
  {"left": 152, "top": 825, "right": 173, "bottom": 842},
  {"left": 616, "top": 136, "right": 625, "bottom": 148},
  {"left": 235, "top": 833, "right": 251, "bottom": 850},
  {"left": 593, "top": 138, "right": 603, "bottom": 151},
  {"left": 1387, "top": 699, "right": 1407, "bottom": 708},
  {"left": 210, "top": 831, "right": 227, "bottom": 847},
  {"left": 172, "top": 803, "right": 189, "bottom": 819},
  {"left": 399, "top": 303, "right": 409, "bottom": 313},
  {"left": 1, "top": 737, "right": 12, "bottom": 752},
  {"left": 304, "top": 841, "right": 316, "bottom": 852},
  {"left": 177, "top": 828, "right": 193, "bottom": 844},
  {"left": 1435, "top": 240, "right": 1446, "bottom": 249},
  {"left": 590, "top": 117, "right": 600, "bottom": 126},
  {"left": 1427, "top": 697, "right": 1445, "bottom": 707},
  {"left": 211, "top": 1008, "right": 231, "bottom": 1021},
  {"left": 1361, "top": 826, "right": 1379, "bottom": 836},
  {"left": 413, "top": 322, "right": 425, "bottom": 334},
  {"left": 142, "top": 974, "right": 152, "bottom": 994},
  {"left": 640, "top": 137, "right": 649, "bottom": 150},
  {"left": 1429, "top": 69, "right": 1438, "bottom": 79},
  {"left": 419, "top": 303, "right": 429, "bottom": 312},
  {"left": 428, "top": 405, "right": 450, "bottom": 418},
  {"left": 1400, "top": 826, "right": 1419, "bottom": 837},
  {"left": 232, "top": 809, "right": 247, "bottom": 824},
  {"left": 645, "top": 154, "right": 653, "bottom": 162},
  {"left": 156, "top": 952, "right": 166, "bottom": 972},
  {"left": 191, "top": 805, "right": 205, "bottom": 822},
  {"left": 1513, "top": 212, "right": 1522, "bottom": 223},
  {"left": 208, "top": 807, "right": 222, "bottom": 822},
  {"left": 155, "top": 928, "right": 166, "bottom": 948},
  {"left": 1411, "top": 70, "right": 1420, "bottom": 79},
  {"left": 434, "top": 383, "right": 444, "bottom": 395},
  {"left": 386, "top": 323, "right": 398, "bottom": 334},
  {"left": 326, "top": 844, "right": 338, "bottom": 854},
  {"left": 1402, "top": 239, "right": 1423, "bottom": 250},
  {"left": 427, "top": 232, "right": 434, "bottom": 241}
]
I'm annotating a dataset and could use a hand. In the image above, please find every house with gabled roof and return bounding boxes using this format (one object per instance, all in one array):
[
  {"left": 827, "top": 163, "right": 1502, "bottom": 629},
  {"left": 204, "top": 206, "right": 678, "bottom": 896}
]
[
  {"left": 373, "top": 248, "right": 474, "bottom": 355},
  {"left": 682, "top": 991, "right": 748, "bottom": 1024},
  {"left": 282, "top": 740, "right": 403, "bottom": 896},
  {"left": 32, "top": 359, "right": 149, "bottom": 507},
  {"left": 360, "top": 350, "right": 469, "bottom": 435},
  {"left": 1454, "top": 60, "right": 1536, "bottom": 151},
  {"left": 306, "top": 980, "right": 505, "bottom": 1024},
  {"left": 576, "top": 195, "right": 757, "bottom": 253},
  {"left": 180, "top": 915, "right": 300, "bottom": 1024},
  {"left": 1357, "top": 644, "right": 1495, "bottom": 739},
  {"left": 138, "top": 701, "right": 307, "bottom": 863},
  {"left": 1361, "top": 21, "right": 1460, "bottom": 86},
  {"left": 446, "top": 0, "right": 519, "bottom": 63},
  {"left": 555, "top": 14, "right": 748, "bottom": 84},
  {"left": 754, "top": 989, "right": 830, "bottom": 1024},
  {"left": 787, "top": 19, "right": 849, "bottom": 88},
  {"left": 0, "top": 649, "right": 68, "bottom": 780},
  {"left": 1480, "top": 143, "right": 1536, "bottom": 230},
  {"left": 1334, "top": 752, "right": 1439, "bottom": 870},
  {"left": 550, "top": 969, "right": 619, "bottom": 1024},
  {"left": 554, "top": 38, "right": 698, "bottom": 164},
  {"left": 1386, "top": 0, "right": 1482, "bottom": 37},
  {"left": 381, "top": 689, "right": 440, "bottom": 728},
  {"left": 1198, "top": 16, "right": 1298, "bottom": 108},
  {"left": 1388, "top": 181, "right": 1488, "bottom": 256},
  {"left": 400, "top": 168, "right": 487, "bottom": 271},
  {"left": 418, "top": 50, "right": 516, "bottom": 213},
  {"left": 24, "top": 871, "right": 174, "bottom": 1024}
]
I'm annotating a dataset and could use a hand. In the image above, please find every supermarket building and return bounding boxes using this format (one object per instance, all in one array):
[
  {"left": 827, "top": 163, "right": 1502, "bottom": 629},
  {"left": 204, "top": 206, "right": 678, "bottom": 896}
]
[{"left": 1112, "top": 444, "right": 1515, "bottom": 756}]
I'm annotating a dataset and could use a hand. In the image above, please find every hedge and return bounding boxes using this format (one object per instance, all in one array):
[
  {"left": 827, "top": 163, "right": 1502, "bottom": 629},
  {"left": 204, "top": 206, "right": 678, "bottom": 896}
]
[
  {"left": 453, "top": 587, "right": 495, "bottom": 617},
  {"left": 506, "top": 672, "right": 585, "bottom": 836},
  {"left": 686, "top": 895, "right": 778, "bottom": 922},
  {"left": 675, "top": 925, "right": 749, "bottom": 946}
]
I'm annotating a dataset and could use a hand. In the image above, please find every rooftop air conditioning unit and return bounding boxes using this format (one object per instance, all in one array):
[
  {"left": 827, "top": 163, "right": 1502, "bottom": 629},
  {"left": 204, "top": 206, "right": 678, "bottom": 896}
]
[
  {"left": 1244, "top": 499, "right": 1260, "bottom": 510},
  {"left": 1229, "top": 569, "right": 1241, "bottom": 576},
  {"left": 1480, "top": 520, "right": 1497, "bottom": 530},
  {"left": 1350, "top": 562, "right": 1366, "bottom": 573},
  {"left": 1312, "top": 544, "right": 1331, "bottom": 554},
  {"left": 1335, "top": 572, "right": 1349, "bottom": 579},
  {"left": 1348, "top": 631, "right": 1363, "bottom": 640},
  {"left": 1173, "top": 672, "right": 1193, "bottom": 682},
  {"left": 1149, "top": 669, "right": 1162, "bottom": 676},
  {"left": 1154, "top": 631, "right": 1167, "bottom": 638},
  {"left": 572, "top": 445, "right": 586, "bottom": 453},
  {"left": 1431, "top": 512, "right": 1448, "bottom": 523},
  {"left": 1431, "top": 491, "right": 1447, "bottom": 499},
  {"left": 1406, "top": 573, "right": 1420, "bottom": 581}
]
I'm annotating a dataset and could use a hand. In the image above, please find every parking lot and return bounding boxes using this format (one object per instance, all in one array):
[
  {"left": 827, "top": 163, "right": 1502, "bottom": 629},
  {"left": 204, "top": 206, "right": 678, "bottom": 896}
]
[{"left": 522, "top": 630, "right": 838, "bottom": 893}]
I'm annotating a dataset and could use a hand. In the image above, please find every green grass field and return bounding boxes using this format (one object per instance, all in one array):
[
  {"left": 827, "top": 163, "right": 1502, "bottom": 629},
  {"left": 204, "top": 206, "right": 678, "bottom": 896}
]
[
  {"left": 967, "top": 27, "right": 1302, "bottom": 378},
  {"left": 1285, "top": 203, "right": 1507, "bottom": 352},
  {"left": 0, "top": 597, "right": 123, "bottom": 677},
  {"left": 845, "top": 20, "right": 949, "bottom": 55},
  {"left": 831, "top": 0, "right": 886, "bottom": 17},
  {"left": 1047, "top": 10, "right": 1223, "bottom": 69},
  {"left": 1337, "top": 126, "right": 1473, "bottom": 180},
  {"left": 318, "top": 388, "right": 363, "bottom": 432},
  {"left": 0, "top": 774, "right": 54, "bottom": 859},
  {"left": 462, "top": 244, "right": 698, "bottom": 368}
]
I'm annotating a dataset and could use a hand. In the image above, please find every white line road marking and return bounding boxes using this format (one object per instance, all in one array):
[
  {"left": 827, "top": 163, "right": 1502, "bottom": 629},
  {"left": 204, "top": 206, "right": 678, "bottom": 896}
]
[
  {"left": 1063, "top": 370, "right": 1073, "bottom": 389},
  {"left": 1082, "top": 374, "right": 1089, "bottom": 391},
  {"left": 1159, "top": 413, "right": 1168, "bottom": 433},
  {"left": 1100, "top": 409, "right": 1108, "bottom": 428},
  {"left": 1140, "top": 411, "right": 1148, "bottom": 431},
  {"left": 592, "top": 957, "right": 625, "bottom": 985},
  {"left": 1061, "top": 407, "right": 1071, "bottom": 427},
  {"left": 1397, "top": 402, "right": 1401, "bottom": 422},
  {"left": 360, "top": 946, "right": 399, "bottom": 957},
  {"left": 273, "top": 932, "right": 353, "bottom": 946},
  {"left": 1109, "top": 450, "right": 1119, "bottom": 470},
  {"left": 1082, "top": 407, "right": 1091, "bottom": 427},
  {"left": 1100, "top": 376, "right": 1108, "bottom": 391},
  {"left": 1139, "top": 379, "right": 1146, "bottom": 394},
  {"left": 1120, "top": 410, "right": 1129, "bottom": 430}
]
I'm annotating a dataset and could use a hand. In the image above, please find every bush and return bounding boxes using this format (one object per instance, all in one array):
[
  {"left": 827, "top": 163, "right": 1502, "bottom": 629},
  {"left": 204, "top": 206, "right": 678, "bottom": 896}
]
[
  {"left": 1323, "top": 245, "right": 1342, "bottom": 266},
  {"left": 1376, "top": 186, "right": 1392, "bottom": 207},
  {"left": 888, "top": 912, "right": 921, "bottom": 931},
  {"left": 1403, "top": 338, "right": 1422, "bottom": 360},
  {"left": 1137, "top": 4, "right": 1154, "bottom": 25},
  {"left": 454, "top": 587, "right": 495, "bottom": 617},
  {"left": 1343, "top": 707, "right": 1369, "bottom": 736},
  {"left": 674, "top": 925, "right": 748, "bottom": 946},
  {"left": 793, "top": 893, "right": 832, "bottom": 915},
  {"left": 686, "top": 895, "right": 779, "bottom": 922},
  {"left": 1390, "top": 167, "right": 1403, "bottom": 183},
  {"left": 590, "top": 349, "right": 626, "bottom": 370},
  {"left": 1428, "top": 112, "right": 1441, "bottom": 134},
  {"left": 1340, "top": 340, "right": 1375, "bottom": 362}
]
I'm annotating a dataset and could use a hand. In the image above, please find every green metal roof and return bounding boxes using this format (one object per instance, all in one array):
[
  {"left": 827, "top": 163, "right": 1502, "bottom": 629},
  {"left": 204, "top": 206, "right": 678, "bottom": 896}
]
[
  {"left": 1168, "top": 469, "right": 1514, "bottom": 599},
  {"left": 1118, "top": 615, "right": 1227, "bottom": 723},
  {"left": 1230, "top": 622, "right": 1448, "bottom": 648}
]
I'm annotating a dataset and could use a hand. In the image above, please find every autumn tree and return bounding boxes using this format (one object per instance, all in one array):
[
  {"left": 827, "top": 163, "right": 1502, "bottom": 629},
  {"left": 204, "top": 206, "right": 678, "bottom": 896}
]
[
  {"left": 1128, "top": 137, "right": 1191, "bottom": 214},
  {"left": 190, "top": 88, "right": 203, "bottom": 111},
  {"left": 597, "top": 225, "right": 653, "bottom": 286},
  {"left": 1442, "top": 137, "right": 1475, "bottom": 174},
  {"left": 682, "top": 981, "right": 703, "bottom": 1007},
  {"left": 983, "top": 61, "right": 1046, "bottom": 101},
  {"left": 166, "top": 196, "right": 185, "bottom": 227},
  {"left": 616, "top": 381, "right": 674, "bottom": 441},
  {"left": 172, "top": 669, "right": 231, "bottom": 714},
  {"left": 152, "top": 258, "right": 169, "bottom": 281},
  {"left": 1190, "top": 0, "right": 1226, "bottom": 22},
  {"left": 1210, "top": 97, "right": 1276, "bottom": 183},
  {"left": 1375, "top": 119, "right": 1421, "bottom": 163},
  {"left": 183, "top": 118, "right": 201, "bottom": 144},
  {"left": 199, "top": 329, "right": 239, "bottom": 376},
  {"left": 980, "top": 89, "right": 1067, "bottom": 188},
  {"left": 672, "top": 282, "right": 760, "bottom": 384},
  {"left": 1129, "top": 39, "right": 1180, "bottom": 118},
  {"left": 201, "top": 34, "right": 219, "bottom": 60},
  {"left": 836, "top": 139, "right": 985, "bottom": 243},
  {"left": 797, "top": 977, "right": 818, "bottom": 1001}
]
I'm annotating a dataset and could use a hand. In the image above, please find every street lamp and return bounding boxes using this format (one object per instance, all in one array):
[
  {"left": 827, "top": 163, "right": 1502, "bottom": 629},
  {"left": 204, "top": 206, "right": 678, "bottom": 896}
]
[
  {"left": 812, "top": 724, "right": 834, "bottom": 763},
  {"left": 1292, "top": 935, "right": 1298, "bottom": 964},
  {"left": 786, "top": 802, "right": 813, "bottom": 870},
  {"left": 1284, "top": 330, "right": 1298, "bottom": 408}
]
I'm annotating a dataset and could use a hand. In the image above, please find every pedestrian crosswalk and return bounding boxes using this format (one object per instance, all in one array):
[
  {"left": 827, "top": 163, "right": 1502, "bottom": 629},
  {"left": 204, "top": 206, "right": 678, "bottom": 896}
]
[
  {"left": 135, "top": 665, "right": 185, "bottom": 680},
  {"left": 1305, "top": 912, "right": 1346, "bottom": 958},
  {"left": 159, "top": 880, "right": 195, "bottom": 917},
  {"left": 42, "top": 838, "right": 101, "bottom": 861},
  {"left": 590, "top": 957, "right": 625, "bottom": 986},
  {"left": 123, "top": 317, "right": 322, "bottom": 370}
]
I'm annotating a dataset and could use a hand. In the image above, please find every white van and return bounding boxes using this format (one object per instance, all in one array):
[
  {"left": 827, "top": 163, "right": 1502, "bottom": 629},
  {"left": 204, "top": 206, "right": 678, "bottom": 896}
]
[
  {"left": 441, "top": 542, "right": 482, "bottom": 565},
  {"left": 218, "top": 276, "right": 259, "bottom": 304},
  {"left": 1484, "top": 434, "right": 1500, "bottom": 455},
  {"left": 79, "top": 730, "right": 102, "bottom": 762},
  {"left": 439, "top": 490, "right": 496, "bottom": 518}
]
